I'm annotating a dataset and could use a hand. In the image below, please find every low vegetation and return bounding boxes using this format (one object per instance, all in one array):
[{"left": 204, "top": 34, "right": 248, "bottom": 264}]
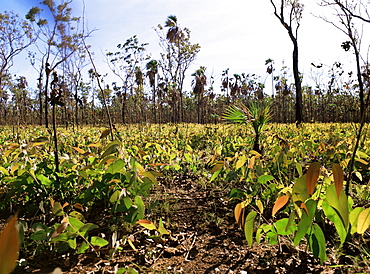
[{"left": 0, "top": 122, "right": 369, "bottom": 273}]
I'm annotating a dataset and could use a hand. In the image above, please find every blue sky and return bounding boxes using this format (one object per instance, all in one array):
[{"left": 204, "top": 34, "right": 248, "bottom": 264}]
[{"left": 2, "top": 0, "right": 368, "bottom": 94}]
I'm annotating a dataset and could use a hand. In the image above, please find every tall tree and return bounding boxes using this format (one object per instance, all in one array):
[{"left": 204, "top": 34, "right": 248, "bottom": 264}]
[
  {"left": 269, "top": 0, "right": 304, "bottom": 125},
  {"left": 106, "top": 35, "right": 149, "bottom": 123},
  {"left": 146, "top": 59, "right": 159, "bottom": 123},
  {"left": 156, "top": 15, "right": 200, "bottom": 122},
  {"left": 26, "top": 0, "right": 86, "bottom": 128},
  {"left": 192, "top": 66, "right": 207, "bottom": 124},
  {"left": 0, "top": 11, "right": 36, "bottom": 122}
]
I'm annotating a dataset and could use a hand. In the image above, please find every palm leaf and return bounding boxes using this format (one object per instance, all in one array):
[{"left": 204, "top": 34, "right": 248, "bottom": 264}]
[{"left": 222, "top": 104, "right": 253, "bottom": 124}]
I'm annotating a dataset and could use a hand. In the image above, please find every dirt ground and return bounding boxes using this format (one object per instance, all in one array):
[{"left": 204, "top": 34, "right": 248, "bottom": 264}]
[{"left": 14, "top": 174, "right": 370, "bottom": 274}]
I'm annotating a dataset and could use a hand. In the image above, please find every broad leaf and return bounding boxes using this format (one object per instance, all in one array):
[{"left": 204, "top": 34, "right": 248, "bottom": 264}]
[
  {"left": 292, "top": 175, "right": 309, "bottom": 204},
  {"left": 244, "top": 211, "right": 257, "bottom": 247},
  {"left": 275, "top": 218, "right": 296, "bottom": 235},
  {"left": 349, "top": 207, "right": 364, "bottom": 234},
  {"left": 294, "top": 199, "right": 317, "bottom": 246},
  {"left": 136, "top": 220, "right": 157, "bottom": 230},
  {"left": 357, "top": 208, "right": 370, "bottom": 234},
  {"left": 309, "top": 223, "right": 327, "bottom": 264},
  {"left": 325, "top": 184, "right": 349, "bottom": 228},
  {"left": 306, "top": 162, "right": 320, "bottom": 195},
  {"left": 0, "top": 214, "right": 19, "bottom": 274},
  {"left": 322, "top": 201, "right": 347, "bottom": 244},
  {"left": 332, "top": 163, "right": 344, "bottom": 198},
  {"left": 90, "top": 236, "right": 109, "bottom": 247},
  {"left": 272, "top": 195, "right": 289, "bottom": 217}
]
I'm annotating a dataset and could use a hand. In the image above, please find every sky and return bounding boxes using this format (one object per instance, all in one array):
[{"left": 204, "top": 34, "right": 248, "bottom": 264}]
[{"left": 2, "top": 0, "right": 369, "bottom": 94}]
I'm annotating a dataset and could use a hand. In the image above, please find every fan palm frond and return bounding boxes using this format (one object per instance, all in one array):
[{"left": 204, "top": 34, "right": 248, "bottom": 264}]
[{"left": 222, "top": 104, "right": 253, "bottom": 124}]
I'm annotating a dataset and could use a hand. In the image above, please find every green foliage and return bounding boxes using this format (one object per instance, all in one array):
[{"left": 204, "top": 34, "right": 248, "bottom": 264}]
[{"left": 0, "top": 123, "right": 369, "bottom": 270}]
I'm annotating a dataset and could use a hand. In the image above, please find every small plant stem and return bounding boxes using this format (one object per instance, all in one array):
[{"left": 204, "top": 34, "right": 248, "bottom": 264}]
[
  {"left": 345, "top": 91, "right": 370, "bottom": 196},
  {"left": 52, "top": 104, "right": 60, "bottom": 184}
]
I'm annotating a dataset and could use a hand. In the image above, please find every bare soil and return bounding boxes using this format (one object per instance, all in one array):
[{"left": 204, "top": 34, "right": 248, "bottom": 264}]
[{"left": 14, "top": 174, "right": 370, "bottom": 274}]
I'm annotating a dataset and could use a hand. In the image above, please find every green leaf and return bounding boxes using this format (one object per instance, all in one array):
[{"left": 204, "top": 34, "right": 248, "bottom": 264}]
[
  {"left": 325, "top": 184, "right": 349, "bottom": 228},
  {"left": 68, "top": 217, "right": 84, "bottom": 231},
  {"left": 275, "top": 218, "right": 296, "bottom": 235},
  {"left": 257, "top": 174, "right": 274, "bottom": 184},
  {"left": 77, "top": 241, "right": 89, "bottom": 254},
  {"left": 157, "top": 218, "right": 170, "bottom": 235},
  {"left": 101, "top": 140, "right": 121, "bottom": 159},
  {"left": 309, "top": 223, "right": 327, "bottom": 264},
  {"left": 30, "top": 229, "right": 49, "bottom": 242},
  {"left": 51, "top": 201, "right": 64, "bottom": 216},
  {"left": 68, "top": 238, "right": 77, "bottom": 249},
  {"left": 222, "top": 104, "right": 251, "bottom": 123},
  {"left": 266, "top": 231, "right": 278, "bottom": 245},
  {"left": 210, "top": 169, "right": 221, "bottom": 182},
  {"left": 51, "top": 232, "right": 75, "bottom": 242},
  {"left": 110, "top": 190, "right": 121, "bottom": 203},
  {"left": 90, "top": 236, "right": 109, "bottom": 247},
  {"left": 322, "top": 201, "right": 347, "bottom": 244},
  {"left": 294, "top": 199, "right": 317, "bottom": 246},
  {"left": 296, "top": 162, "right": 302, "bottom": 177},
  {"left": 141, "top": 171, "right": 158, "bottom": 186},
  {"left": 134, "top": 196, "right": 145, "bottom": 220},
  {"left": 256, "top": 199, "right": 264, "bottom": 214},
  {"left": 244, "top": 211, "right": 257, "bottom": 247},
  {"left": 37, "top": 174, "right": 52, "bottom": 186},
  {"left": 292, "top": 175, "right": 309, "bottom": 204},
  {"left": 78, "top": 223, "right": 98, "bottom": 238},
  {"left": 106, "top": 159, "right": 125, "bottom": 174}
]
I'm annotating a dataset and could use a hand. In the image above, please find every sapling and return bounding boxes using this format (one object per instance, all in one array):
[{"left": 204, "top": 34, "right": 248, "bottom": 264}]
[{"left": 222, "top": 101, "right": 272, "bottom": 153}]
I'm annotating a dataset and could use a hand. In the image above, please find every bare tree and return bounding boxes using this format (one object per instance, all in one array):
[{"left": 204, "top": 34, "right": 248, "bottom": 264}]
[
  {"left": 319, "top": 0, "right": 369, "bottom": 118},
  {"left": 26, "top": 0, "right": 87, "bottom": 128},
  {"left": 269, "top": 0, "right": 304, "bottom": 125}
]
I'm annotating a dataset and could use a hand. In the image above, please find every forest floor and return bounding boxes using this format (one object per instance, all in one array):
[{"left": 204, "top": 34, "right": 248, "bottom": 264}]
[{"left": 15, "top": 173, "right": 370, "bottom": 274}]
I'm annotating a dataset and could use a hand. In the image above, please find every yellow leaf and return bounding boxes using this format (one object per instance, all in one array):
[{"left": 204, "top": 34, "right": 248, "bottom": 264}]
[
  {"left": 235, "top": 155, "right": 247, "bottom": 169},
  {"left": 0, "top": 166, "right": 9, "bottom": 176},
  {"left": 136, "top": 219, "right": 157, "bottom": 230},
  {"left": 357, "top": 208, "right": 370, "bottom": 234},
  {"left": 256, "top": 199, "right": 264, "bottom": 214},
  {"left": 0, "top": 213, "right": 19, "bottom": 274},
  {"left": 10, "top": 164, "right": 19, "bottom": 174},
  {"left": 7, "top": 143, "right": 19, "bottom": 150},
  {"left": 88, "top": 143, "right": 101, "bottom": 148},
  {"left": 234, "top": 202, "right": 247, "bottom": 229},
  {"left": 127, "top": 237, "right": 137, "bottom": 252},
  {"left": 73, "top": 147, "right": 86, "bottom": 154}
]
